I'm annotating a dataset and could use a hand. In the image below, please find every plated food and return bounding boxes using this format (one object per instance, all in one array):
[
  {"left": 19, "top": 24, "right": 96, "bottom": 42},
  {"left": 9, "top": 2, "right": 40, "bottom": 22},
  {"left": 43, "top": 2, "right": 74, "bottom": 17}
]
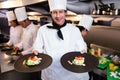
[
  {"left": 14, "top": 53, "right": 52, "bottom": 73},
  {"left": 1, "top": 46, "right": 12, "bottom": 51},
  {"left": 68, "top": 56, "right": 85, "bottom": 66},
  {"left": 23, "top": 56, "right": 42, "bottom": 66},
  {"left": 6, "top": 50, "right": 21, "bottom": 56},
  {"left": 0, "top": 44, "right": 3, "bottom": 48},
  {"left": 61, "top": 52, "right": 98, "bottom": 73}
]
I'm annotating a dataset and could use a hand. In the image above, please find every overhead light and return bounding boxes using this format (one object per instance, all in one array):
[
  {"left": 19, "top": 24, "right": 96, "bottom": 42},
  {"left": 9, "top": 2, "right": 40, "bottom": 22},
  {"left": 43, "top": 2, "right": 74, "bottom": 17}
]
[
  {"left": 27, "top": 11, "right": 41, "bottom": 16},
  {"left": 67, "top": 10, "right": 77, "bottom": 15},
  {"left": 0, "top": 0, "right": 22, "bottom": 8},
  {"left": 0, "top": 0, "right": 7, "bottom": 2}
]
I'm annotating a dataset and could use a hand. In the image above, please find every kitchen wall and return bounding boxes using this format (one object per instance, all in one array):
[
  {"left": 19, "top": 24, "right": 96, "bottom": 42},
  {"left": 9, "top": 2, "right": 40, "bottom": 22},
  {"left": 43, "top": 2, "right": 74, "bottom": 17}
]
[{"left": 84, "top": 25, "right": 120, "bottom": 52}]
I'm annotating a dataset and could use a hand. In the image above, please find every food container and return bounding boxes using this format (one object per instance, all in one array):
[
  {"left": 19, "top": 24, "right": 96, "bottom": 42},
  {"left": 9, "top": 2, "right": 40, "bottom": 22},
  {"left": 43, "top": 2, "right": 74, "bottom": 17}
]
[{"left": 109, "top": 52, "right": 120, "bottom": 65}]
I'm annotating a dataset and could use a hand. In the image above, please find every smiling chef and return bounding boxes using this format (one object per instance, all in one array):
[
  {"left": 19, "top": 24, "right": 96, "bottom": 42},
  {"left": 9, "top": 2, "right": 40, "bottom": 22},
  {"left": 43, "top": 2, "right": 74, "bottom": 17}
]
[{"left": 33, "top": 0, "right": 89, "bottom": 80}]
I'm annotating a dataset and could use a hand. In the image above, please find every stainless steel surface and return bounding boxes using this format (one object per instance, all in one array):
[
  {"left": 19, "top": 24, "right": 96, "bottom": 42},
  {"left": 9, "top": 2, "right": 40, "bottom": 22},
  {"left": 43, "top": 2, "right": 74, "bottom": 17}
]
[{"left": 0, "top": 51, "right": 14, "bottom": 73}]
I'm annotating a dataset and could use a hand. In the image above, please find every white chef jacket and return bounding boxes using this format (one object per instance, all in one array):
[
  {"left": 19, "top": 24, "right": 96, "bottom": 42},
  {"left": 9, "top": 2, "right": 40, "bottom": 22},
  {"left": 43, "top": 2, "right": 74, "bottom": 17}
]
[
  {"left": 7, "top": 25, "right": 23, "bottom": 46},
  {"left": 33, "top": 23, "right": 89, "bottom": 80},
  {"left": 16, "top": 23, "right": 38, "bottom": 55}
]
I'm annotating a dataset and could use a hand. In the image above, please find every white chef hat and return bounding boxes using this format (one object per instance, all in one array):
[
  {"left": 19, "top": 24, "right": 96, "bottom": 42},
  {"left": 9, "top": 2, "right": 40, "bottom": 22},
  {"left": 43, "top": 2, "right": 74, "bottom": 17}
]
[
  {"left": 6, "top": 11, "right": 16, "bottom": 21},
  {"left": 48, "top": 0, "right": 67, "bottom": 11},
  {"left": 78, "top": 15, "right": 93, "bottom": 31},
  {"left": 14, "top": 7, "right": 27, "bottom": 21}
]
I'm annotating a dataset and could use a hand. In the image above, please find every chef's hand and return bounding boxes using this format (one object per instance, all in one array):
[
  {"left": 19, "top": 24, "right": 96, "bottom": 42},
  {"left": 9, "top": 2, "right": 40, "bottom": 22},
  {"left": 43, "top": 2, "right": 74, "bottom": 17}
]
[
  {"left": 33, "top": 50, "right": 39, "bottom": 55},
  {"left": 81, "top": 49, "right": 87, "bottom": 54},
  {"left": 13, "top": 46, "right": 19, "bottom": 52}
]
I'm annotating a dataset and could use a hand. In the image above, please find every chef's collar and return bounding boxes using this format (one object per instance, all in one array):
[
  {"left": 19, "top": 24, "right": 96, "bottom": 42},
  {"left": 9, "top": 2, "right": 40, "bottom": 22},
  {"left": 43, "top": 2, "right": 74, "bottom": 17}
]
[
  {"left": 47, "top": 20, "right": 67, "bottom": 40},
  {"left": 52, "top": 20, "right": 67, "bottom": 29}
]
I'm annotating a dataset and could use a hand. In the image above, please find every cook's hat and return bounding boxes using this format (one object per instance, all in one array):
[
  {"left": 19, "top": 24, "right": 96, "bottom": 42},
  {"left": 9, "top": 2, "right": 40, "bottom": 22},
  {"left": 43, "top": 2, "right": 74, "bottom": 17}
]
[
  {"left": 14, "top": 7, "right": 27, "bottom": 21},
  {"left": 6, "top": 11, "right": 16, "bottom": 21},
  {"left": 48, "top": 0, "right": 67, "bottom": 11},
  {"left": 78, "top": 15, "right": 93, "bottom": 31}
]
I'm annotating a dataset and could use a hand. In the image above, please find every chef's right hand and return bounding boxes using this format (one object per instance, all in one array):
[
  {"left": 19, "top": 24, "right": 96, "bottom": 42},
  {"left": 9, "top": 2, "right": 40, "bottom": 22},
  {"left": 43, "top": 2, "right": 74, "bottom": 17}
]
[
  {"left": 13, "top": 46, "right": 19, "bottom": 52},
  {"left": 33, "top": 50, "right": 39, "bottom": 55}
]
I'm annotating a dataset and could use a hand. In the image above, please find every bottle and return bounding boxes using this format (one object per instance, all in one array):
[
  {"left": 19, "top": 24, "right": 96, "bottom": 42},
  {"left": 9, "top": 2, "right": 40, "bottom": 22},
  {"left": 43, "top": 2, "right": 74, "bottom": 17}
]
[{"left": 115, "top": 9, "right": 118, "bottom": 15}]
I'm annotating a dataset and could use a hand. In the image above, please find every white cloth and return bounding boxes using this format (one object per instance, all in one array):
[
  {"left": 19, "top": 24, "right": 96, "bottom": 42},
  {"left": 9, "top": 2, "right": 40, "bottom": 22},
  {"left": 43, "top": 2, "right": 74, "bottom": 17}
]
[
  {"left": 6, "top": 25, "right": 23, "bottom": 46},
  {"left": 48, "top": 0, "right": 67, "bottom": 11},
  {"left": 33, "top": 23, "right": 89, "bottom": 80},
  {"left": 78, "top": 15, "right": 93, "bottom": 31},
  {"left": 16, "top": 23, "right": 38, "bottom": 55},
  {"left": 14, "top": 7, "right": 27, "bottom": 21},
  {"left": 6, "top": 11, "right": 16, "bottom": 21}
]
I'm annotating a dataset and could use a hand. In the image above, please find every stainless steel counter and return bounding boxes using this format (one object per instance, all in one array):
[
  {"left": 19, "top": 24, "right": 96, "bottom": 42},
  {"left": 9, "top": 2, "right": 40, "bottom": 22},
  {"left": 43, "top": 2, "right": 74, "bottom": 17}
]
[
  {"left": 0, "top": 51, "right": 14, "bottom": 73},
  {"left": 0, "top": 51, "right": 42, "bottom": 80}
]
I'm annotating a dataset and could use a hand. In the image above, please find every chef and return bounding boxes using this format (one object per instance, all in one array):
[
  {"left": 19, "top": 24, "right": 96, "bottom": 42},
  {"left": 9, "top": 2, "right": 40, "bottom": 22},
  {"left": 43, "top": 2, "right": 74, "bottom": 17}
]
[
  {"left": 5, "top": 11, "right": 23, "bottom": 46},
  {"left": 14, "top": 7, "right": 38, "bottom": 55},
  {"left": 77, "top": 15, "right": 93, "bottom": 37},
  {"left": 33, "top": 0, "right": 89, "bottom": 80}
]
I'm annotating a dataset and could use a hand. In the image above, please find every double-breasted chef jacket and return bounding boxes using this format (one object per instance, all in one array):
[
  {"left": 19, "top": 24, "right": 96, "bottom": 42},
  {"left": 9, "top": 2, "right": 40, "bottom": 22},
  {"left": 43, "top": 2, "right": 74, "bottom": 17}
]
[
  {"left": 7, "top": 25, "right": 23, "bottom": 46},
  {"left": 16, "top": 22, "right": 38, "bottom": 55},
  {"left": 33, "top": 23, "right": 89, "bottom": 80}
]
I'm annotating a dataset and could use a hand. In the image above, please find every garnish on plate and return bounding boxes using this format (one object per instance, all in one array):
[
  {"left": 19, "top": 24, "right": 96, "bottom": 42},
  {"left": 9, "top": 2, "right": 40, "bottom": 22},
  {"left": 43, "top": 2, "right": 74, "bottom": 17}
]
[
  {"left": 23, "top": 56, "right": 42, "bottom": 66},
  {"left": 68, "top": 56, "right": 85, "bottom": 66}
]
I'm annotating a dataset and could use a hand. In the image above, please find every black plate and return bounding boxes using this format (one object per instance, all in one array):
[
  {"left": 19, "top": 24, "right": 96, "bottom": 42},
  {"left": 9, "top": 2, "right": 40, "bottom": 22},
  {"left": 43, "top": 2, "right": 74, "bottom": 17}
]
[
  {"left": 14, "top": 53, "right": 52, "bottom": 73},
  {"left": 1, "top": 46, "right": 13, "bottom": 51},
  {"left": 6, "top": 50, "right": 21, "bottom": 56},
  {"left": 61, "top": 52, "right": 99, "bottom": 73},
  {"left": 0, "top": 43, "right": 4, "bottom": 48}
]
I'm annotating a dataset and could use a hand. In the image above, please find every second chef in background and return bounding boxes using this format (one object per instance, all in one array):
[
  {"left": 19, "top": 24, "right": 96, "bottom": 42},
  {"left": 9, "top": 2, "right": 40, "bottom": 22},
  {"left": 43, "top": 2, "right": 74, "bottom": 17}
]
[
  {"left": 77, "top": 15, "right": 93, "bottom": 37},
  {"left": 13, "top": 7, "right": 39, "bottom": 55},
  {"left": 5, "top": 11, "right": 23, "bottom": 47}
]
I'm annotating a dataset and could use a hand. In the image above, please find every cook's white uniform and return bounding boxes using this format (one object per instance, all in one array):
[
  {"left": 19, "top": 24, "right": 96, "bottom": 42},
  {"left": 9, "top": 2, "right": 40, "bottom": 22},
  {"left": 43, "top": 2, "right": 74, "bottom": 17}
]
[
  {"left": 33, "top": 23, "right": 89, "bottom": 80},
  {"left": 16, "top": 23, "right": 38, "bottom": 55},
  {"left": 7, "top": 25, "right": 23, "bottom": 46}
]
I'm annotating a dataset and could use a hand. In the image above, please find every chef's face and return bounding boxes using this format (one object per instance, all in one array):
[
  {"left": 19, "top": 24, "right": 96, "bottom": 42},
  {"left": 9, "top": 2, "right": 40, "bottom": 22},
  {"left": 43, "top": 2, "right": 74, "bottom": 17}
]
[
  {"left": 81, "top": 29, "right": 88, "bottom": 37},
  {"left": 18, "top": 20, "right": 27, "bottom": 28},
  {"left": 9, "top": 21, "right": 16, "bottom": 27},
  {"left": 51, "top": 9, "right": 66, "bottom": 25}
]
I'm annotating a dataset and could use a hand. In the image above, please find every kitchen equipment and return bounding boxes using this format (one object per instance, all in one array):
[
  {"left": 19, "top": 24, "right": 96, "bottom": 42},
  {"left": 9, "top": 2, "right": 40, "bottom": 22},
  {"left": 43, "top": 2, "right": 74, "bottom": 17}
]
[{"left": 108, "top": 52, "right": 120, "bottom": 65}]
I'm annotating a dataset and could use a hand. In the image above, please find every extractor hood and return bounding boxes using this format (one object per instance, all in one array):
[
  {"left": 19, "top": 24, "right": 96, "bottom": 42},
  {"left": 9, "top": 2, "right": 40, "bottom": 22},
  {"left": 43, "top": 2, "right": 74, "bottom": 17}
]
[{"left": 0, "top": 0, "right": 47, "bottom": 9}]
